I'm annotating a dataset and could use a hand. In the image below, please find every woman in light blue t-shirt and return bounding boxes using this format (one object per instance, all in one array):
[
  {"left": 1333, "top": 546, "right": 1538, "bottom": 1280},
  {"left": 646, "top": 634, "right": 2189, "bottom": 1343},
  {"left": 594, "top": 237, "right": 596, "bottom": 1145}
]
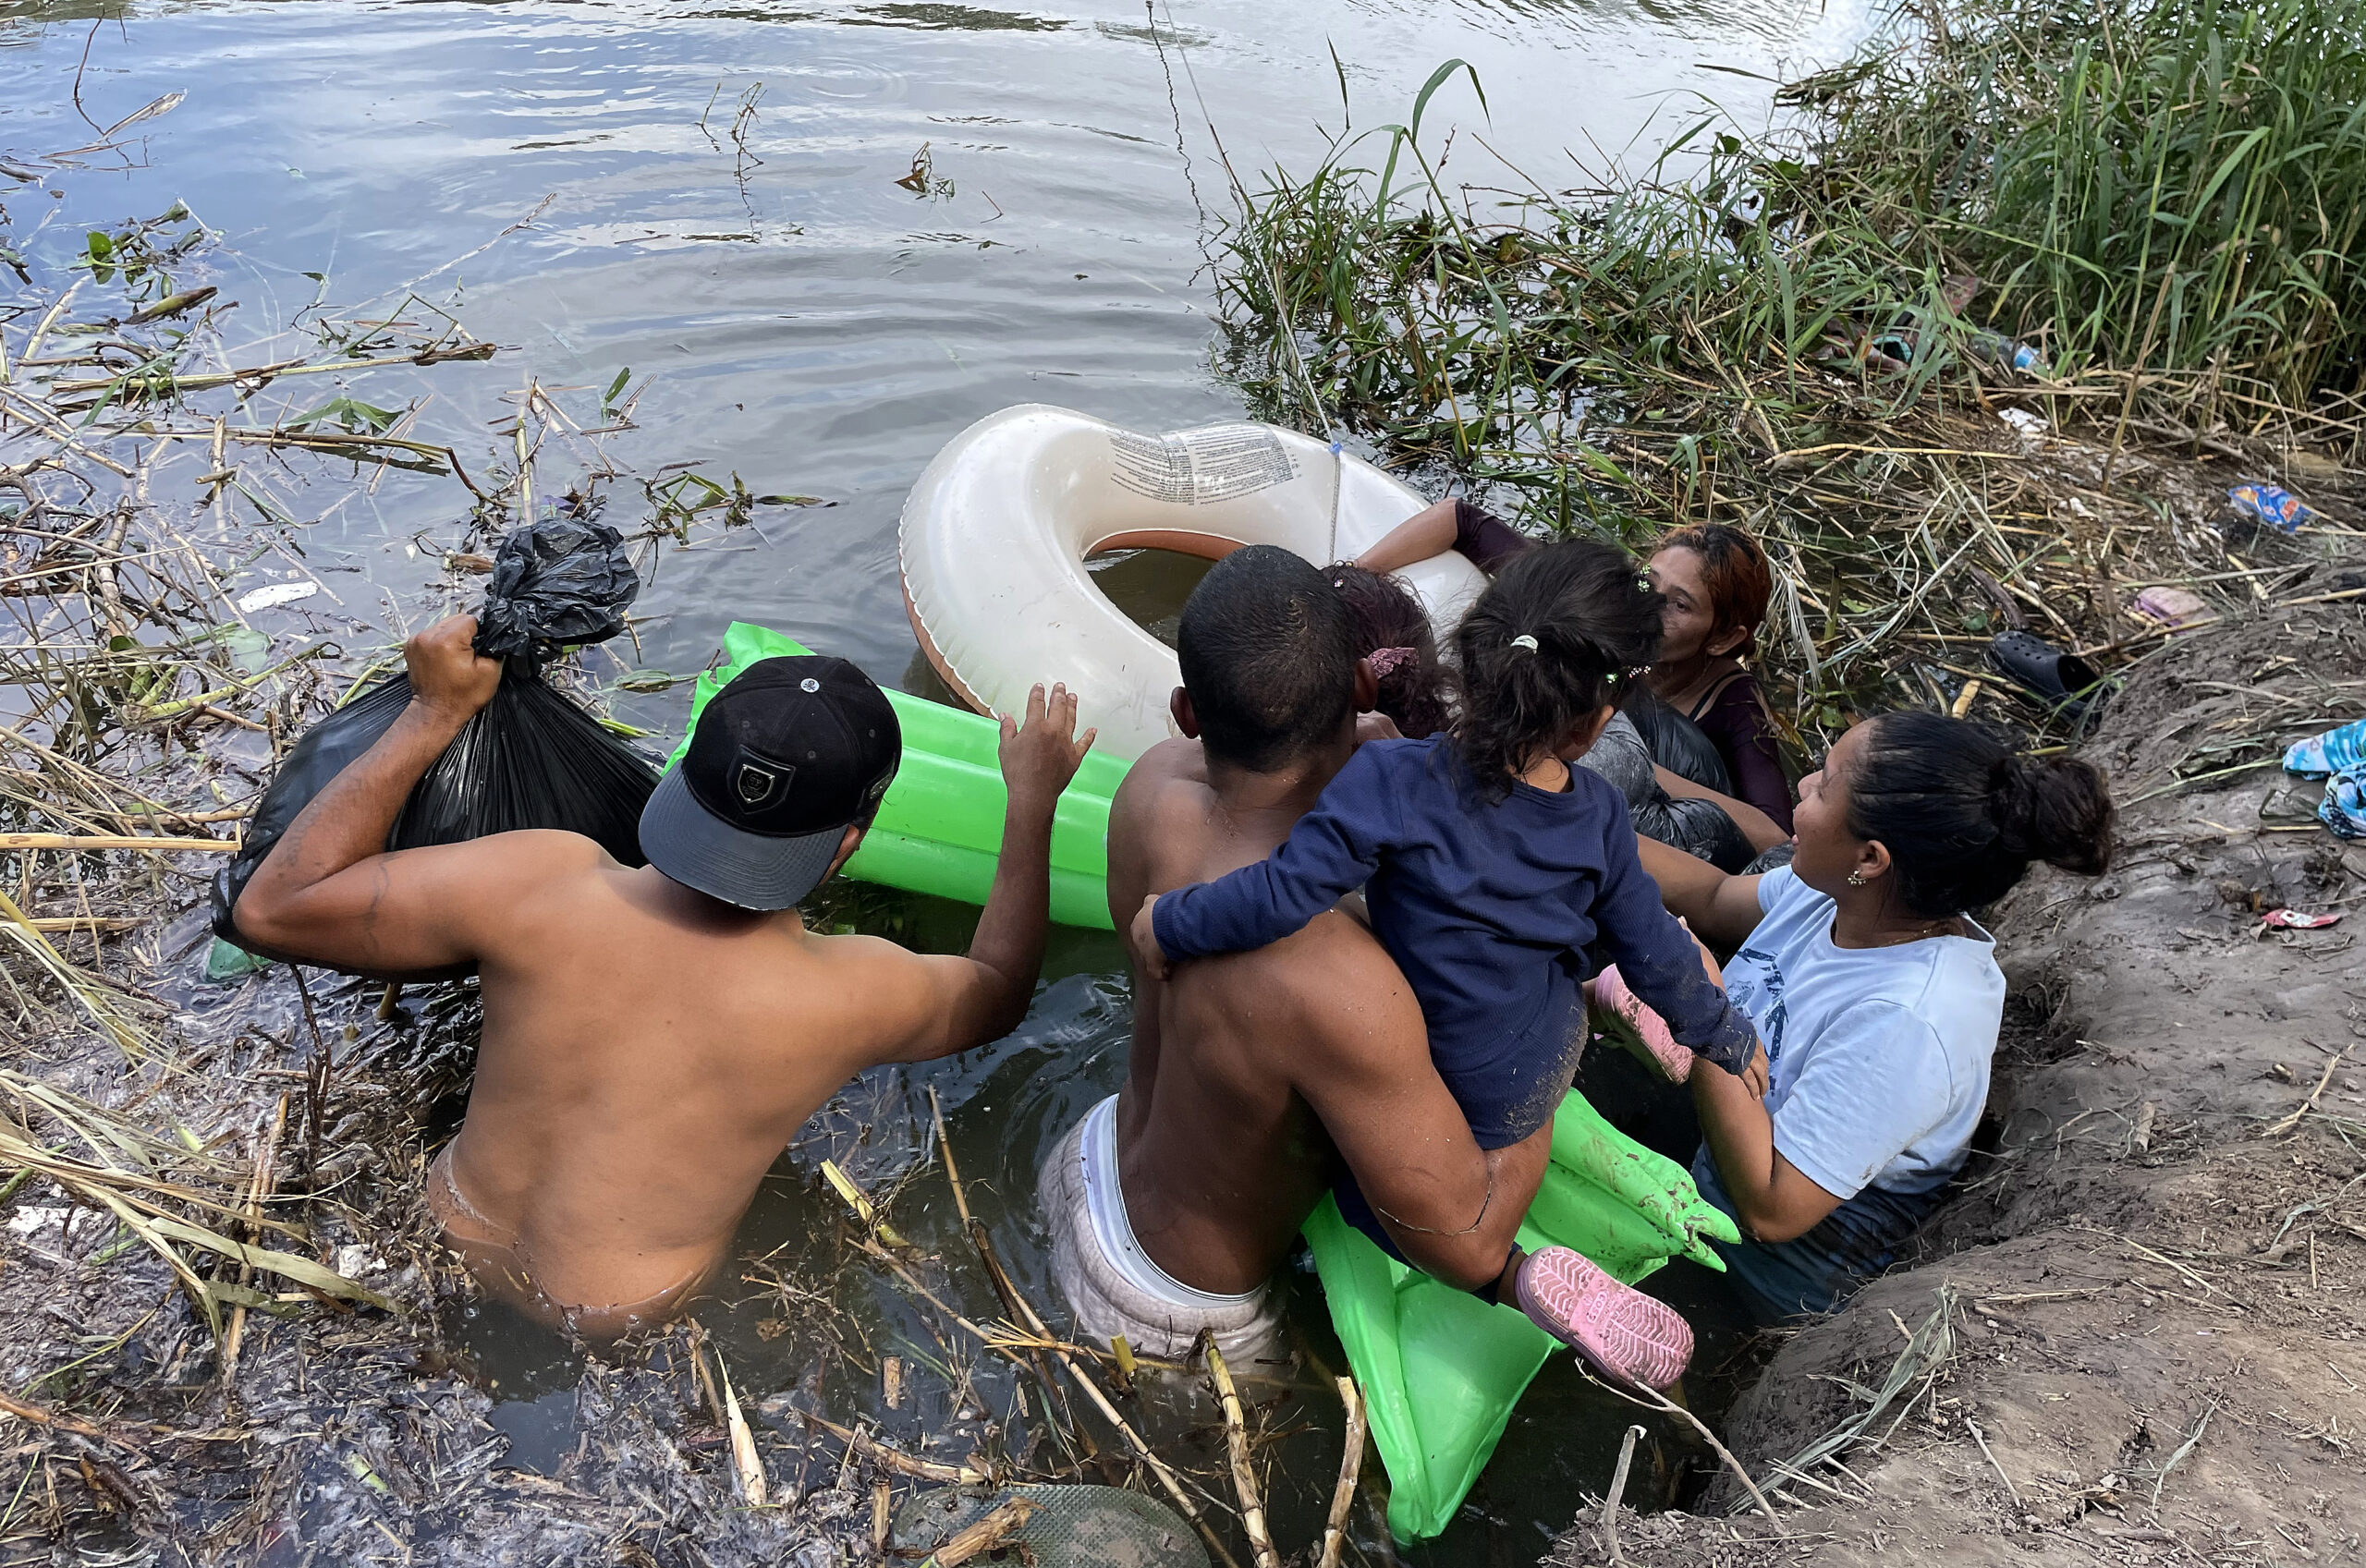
[{"left": 1638, "top": 711, "right": 2115, "bottom": 1320}]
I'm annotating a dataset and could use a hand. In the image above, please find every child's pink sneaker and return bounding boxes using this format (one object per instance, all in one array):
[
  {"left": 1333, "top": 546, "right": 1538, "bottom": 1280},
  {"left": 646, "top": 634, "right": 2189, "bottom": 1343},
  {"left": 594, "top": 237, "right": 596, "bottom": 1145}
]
[
  {"left": 1591, "top": 964, "right": 1694, "bottom": 1083},
  {"left": 1514, "top": 1246, "right": 1694, "bottom": 1391}
]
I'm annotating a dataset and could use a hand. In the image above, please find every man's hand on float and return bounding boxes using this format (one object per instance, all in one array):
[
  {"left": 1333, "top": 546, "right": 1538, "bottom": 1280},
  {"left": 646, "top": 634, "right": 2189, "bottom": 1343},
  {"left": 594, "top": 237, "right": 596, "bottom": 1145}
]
[{"left": 998, "top": 681, "right": 1096, "bottom": 817}]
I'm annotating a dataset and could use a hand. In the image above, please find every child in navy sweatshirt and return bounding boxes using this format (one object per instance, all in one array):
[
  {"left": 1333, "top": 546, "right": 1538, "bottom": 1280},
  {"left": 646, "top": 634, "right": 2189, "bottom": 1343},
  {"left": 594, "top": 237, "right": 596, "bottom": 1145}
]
[{"left": 1131, "top": 540, "right": 1761, "bottom": 1390}]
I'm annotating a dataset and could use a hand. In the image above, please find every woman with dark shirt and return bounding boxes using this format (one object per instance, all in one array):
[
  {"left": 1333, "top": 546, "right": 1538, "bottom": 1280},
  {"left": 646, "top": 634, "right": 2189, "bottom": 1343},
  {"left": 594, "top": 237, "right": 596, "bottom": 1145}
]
[
  {"left": 1355, "top": 501, "right": 1794, "bottom": 833},
  {"left": 1353, "top": 496, "right": 1534, "bottom": 578},
  {"left": 1643, "top": 525, "right": 1792, "bottom": 834}
]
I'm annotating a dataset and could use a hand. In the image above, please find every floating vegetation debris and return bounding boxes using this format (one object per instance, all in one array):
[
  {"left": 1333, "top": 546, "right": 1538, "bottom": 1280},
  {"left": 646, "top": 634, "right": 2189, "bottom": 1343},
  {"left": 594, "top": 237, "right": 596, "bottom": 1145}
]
[
  {"left": 0, "top": 148, "right": 945, "bottom": 1558},
  {"left": 0, "top": 127, "right": 1362, "bottom": 1568}
]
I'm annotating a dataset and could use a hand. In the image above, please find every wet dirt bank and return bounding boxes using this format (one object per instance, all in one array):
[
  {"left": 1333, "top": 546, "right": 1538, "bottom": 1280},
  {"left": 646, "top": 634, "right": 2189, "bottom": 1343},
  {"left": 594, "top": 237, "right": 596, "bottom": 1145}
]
[{"left": 1548, "top": 588, "right": 2366, "bottom": 1567}]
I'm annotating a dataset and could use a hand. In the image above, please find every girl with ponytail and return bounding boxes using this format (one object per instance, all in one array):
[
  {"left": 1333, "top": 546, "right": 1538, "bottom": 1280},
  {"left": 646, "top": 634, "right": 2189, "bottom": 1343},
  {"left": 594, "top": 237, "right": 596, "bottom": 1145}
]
[
  {"left": 1637, "top": 711, "right": 2115, "bottom": 1322},
  {"left": 1127, "top": 541, "right": 1764, "bottom": 1393}
]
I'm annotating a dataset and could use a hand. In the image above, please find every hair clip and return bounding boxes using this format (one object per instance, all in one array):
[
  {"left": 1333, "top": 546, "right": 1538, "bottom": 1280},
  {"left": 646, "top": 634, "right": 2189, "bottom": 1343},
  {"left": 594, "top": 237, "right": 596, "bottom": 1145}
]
[
  {"left": 1366, "top": 646, "right": 1418, "bottom": 677},
  {"left": 1509, "top": 635, "right": 1541, "bottom": 653}
]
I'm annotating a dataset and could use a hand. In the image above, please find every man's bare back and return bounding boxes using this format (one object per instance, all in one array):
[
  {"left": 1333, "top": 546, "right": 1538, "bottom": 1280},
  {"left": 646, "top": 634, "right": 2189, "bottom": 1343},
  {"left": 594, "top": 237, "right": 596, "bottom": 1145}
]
[
  {"left": 438, "top": 845, "right": 1018, "bottom": 1322},
  {"left": 1069, "top": 545, "right": 1706, "bottom": 1395},
  {"left": 1108, "top": 738, "right": 1525, "bottom": 1296},
  {"left": 238, "top": 616, "right": 1093, "bottom": 1335}
]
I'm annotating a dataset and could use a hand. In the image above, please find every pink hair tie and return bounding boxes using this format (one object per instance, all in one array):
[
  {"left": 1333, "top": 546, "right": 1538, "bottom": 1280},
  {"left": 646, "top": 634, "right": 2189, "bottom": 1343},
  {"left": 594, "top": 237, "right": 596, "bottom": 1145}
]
[{"left": 1366, "top": 646, "right": 1419, "bottom": 678}]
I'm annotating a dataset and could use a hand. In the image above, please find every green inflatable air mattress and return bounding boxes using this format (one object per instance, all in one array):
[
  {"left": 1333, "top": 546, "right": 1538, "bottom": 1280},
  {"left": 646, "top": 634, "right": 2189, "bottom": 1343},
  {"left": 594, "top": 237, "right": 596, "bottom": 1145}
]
[
  {"left": 672, "top": 625, "right": 1739, "bottom": 1540},
  {"left": 666, "top": 623, "right": 1128, "bottom": 930},
  {"left": 1309, "top": 1088, "right": 1738, "bottom": 1542}
]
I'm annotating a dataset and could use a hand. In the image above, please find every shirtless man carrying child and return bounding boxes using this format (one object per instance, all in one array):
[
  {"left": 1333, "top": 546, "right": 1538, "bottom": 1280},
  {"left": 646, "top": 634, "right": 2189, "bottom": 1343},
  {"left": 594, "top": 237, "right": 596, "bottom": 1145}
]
[
  {"left": 1040, "top": 547, "right": 1546, "bottom": 1359},
  {"left": 236, "top": 615, "right": 1092, "bottom": 1338}
]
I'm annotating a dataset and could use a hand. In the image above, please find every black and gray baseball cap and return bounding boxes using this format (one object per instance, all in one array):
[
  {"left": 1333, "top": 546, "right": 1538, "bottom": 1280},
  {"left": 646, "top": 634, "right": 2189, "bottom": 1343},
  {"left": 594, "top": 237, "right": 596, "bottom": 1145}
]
[{"left": 639, "top": 655, "right": 901, "bottom": 910}]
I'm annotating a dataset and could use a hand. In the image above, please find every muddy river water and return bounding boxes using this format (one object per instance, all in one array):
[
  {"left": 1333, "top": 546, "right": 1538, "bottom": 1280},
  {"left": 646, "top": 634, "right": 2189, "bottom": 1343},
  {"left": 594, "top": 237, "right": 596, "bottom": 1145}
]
[{"left": 4, "top": 0, "right": 1866, "bottom": 1557}]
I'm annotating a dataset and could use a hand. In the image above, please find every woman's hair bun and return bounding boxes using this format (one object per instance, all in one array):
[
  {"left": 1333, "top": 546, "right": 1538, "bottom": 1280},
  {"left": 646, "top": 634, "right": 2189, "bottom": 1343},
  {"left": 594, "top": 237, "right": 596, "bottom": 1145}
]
[
  {"left": 1849, "top": 712, "right": 2116, "bottom": 917},
  {"left": 1988, "top": 754, "right": 2115, "bottom": 876}
]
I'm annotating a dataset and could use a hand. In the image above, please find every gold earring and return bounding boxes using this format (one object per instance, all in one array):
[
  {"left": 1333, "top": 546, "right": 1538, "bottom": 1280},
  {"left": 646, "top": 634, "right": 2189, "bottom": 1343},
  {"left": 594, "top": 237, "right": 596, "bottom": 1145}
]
[{"left": 1847, "top": 870, "right": 1868, "bottom": 887}]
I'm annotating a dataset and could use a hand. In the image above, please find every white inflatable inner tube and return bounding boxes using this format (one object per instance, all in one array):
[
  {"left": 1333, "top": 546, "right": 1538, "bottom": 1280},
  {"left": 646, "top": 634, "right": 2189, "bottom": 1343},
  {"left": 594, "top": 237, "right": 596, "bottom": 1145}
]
[{"left": 900, "top": 405, "right": 1489, "bottom": 762}]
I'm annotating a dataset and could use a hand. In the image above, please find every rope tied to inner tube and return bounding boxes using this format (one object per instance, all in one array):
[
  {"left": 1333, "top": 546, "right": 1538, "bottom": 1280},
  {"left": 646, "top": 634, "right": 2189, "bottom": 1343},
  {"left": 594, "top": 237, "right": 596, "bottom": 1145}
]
[{"left": 1326, "top": 437, "right": 1344, "bottom": 564}]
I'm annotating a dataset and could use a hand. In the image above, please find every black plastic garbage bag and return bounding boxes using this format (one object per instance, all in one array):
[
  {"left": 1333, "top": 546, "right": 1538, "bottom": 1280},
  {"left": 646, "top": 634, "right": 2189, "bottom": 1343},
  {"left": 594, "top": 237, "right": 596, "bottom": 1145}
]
[
  {"left": 1639, "top": 795, "right": 1756, "bottom": 874},
  {"left": 211, "top": 517, "right": 659, "bottom": 960},
  {"left": 1621, "top": 687, "right": 1733, "bottom": 796},
  {"left": 474, "top": 515, "right": 641, "bottom": 662},
  {"left": 1577, "top": 711, "right": 1756, "bottom": 874}
]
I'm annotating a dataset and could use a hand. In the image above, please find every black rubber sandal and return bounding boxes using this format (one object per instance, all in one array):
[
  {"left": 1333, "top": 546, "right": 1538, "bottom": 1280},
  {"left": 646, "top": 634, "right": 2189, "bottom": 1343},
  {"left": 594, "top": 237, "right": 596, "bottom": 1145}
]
[{"left": 1987, "top": 629, "right": 2104, "bottom": 717}]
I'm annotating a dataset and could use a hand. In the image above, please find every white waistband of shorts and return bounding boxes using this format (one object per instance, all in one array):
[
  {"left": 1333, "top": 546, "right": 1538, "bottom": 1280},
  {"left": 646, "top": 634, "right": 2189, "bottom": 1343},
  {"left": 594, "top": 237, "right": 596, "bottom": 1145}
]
[{"left": 1080, "top": 1095, "right": 1261, "bottom": 1311}]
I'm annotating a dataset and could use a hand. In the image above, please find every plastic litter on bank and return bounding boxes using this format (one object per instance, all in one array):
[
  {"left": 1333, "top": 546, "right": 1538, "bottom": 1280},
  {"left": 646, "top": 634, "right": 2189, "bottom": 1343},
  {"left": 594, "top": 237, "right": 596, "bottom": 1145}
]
[
  {"left": 1969, "top": 332, "right": 2047, "bottom": 373},
  {"left": 2131, "top": 585, "right": 2209, "bottom": 630},
  {"left": 2226, "top": 481, "right": 2318, "bottom": 534},
  {"left": 235, "top": 580, "right": 321, "bottom": 614}
]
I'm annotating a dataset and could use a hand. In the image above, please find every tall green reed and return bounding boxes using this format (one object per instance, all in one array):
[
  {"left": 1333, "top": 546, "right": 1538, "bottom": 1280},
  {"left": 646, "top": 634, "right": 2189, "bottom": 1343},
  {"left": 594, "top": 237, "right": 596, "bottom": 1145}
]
[
  {"left": 1804, "top": 0, "right": 2366, "bottom": 419},
  {"left": 1225, "top": 0, "right": 2366, "bottom": 484}
]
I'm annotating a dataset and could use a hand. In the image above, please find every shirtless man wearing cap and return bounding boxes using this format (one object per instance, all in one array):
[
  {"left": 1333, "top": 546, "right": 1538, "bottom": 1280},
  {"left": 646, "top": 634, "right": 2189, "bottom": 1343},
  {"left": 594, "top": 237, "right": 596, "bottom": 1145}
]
[{"left": 235, "top": 614, "right": 1093, "bottom": 1338}]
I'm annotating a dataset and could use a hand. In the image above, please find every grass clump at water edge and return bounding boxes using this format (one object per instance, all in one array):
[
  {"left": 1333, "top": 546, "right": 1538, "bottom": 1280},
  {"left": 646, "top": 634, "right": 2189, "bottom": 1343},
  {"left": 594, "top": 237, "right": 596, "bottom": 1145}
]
[{"left": 1219, "top": 0, "right": 2366, "bottom": 744}]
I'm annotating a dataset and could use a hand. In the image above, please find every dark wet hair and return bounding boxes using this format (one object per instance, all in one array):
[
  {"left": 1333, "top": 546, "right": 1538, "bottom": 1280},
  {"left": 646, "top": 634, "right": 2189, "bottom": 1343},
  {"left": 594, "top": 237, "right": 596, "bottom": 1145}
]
[
  {"left": 1656, "top": 523, "right": 1773, "bottom": 653},
  {"left": 1847, "top": 711, "right": 2116, "bottom": 917},
  {"left": 1328, "top": 563, "right": 1449, "bottom": 740},
  {"left": 1450, "top": 539, "right": 1663, "bottom": 799},
  {"left": 1177, "top": 544, "right": 1358, "bottom": 772}
]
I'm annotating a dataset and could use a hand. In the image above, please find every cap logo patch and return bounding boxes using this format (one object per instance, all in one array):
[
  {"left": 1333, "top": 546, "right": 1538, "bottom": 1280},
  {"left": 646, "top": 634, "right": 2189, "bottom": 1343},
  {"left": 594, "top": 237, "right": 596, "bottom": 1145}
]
[{"left": 735, "top": 760, "right": 788, "bottom": 806}]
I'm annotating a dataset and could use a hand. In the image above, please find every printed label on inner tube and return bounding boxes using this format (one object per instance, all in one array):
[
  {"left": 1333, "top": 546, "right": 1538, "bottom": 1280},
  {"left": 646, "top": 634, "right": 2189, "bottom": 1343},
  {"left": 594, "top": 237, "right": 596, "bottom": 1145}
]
[{"left": 1111, "top": 424, "right": 1299, "bottom": 504}]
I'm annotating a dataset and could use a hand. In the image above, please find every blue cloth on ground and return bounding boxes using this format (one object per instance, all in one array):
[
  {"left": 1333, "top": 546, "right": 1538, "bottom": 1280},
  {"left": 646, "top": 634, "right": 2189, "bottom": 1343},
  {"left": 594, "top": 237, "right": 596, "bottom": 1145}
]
[
  {"left": 2323, "top": 770, "right": 2366, "bottom": 840},
  {"left": 1153, "top": 737, "right": 1758, "bottom": 1153},
  {"left": 2283, "top": 716, "right": 2366, "bottom": 777},
  {"left": 2279, "top": 718, "right": 2366, "bottom": 838},
  {"left": 1693, "top": 867, "right": 2005, "bottom": 1318}
]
